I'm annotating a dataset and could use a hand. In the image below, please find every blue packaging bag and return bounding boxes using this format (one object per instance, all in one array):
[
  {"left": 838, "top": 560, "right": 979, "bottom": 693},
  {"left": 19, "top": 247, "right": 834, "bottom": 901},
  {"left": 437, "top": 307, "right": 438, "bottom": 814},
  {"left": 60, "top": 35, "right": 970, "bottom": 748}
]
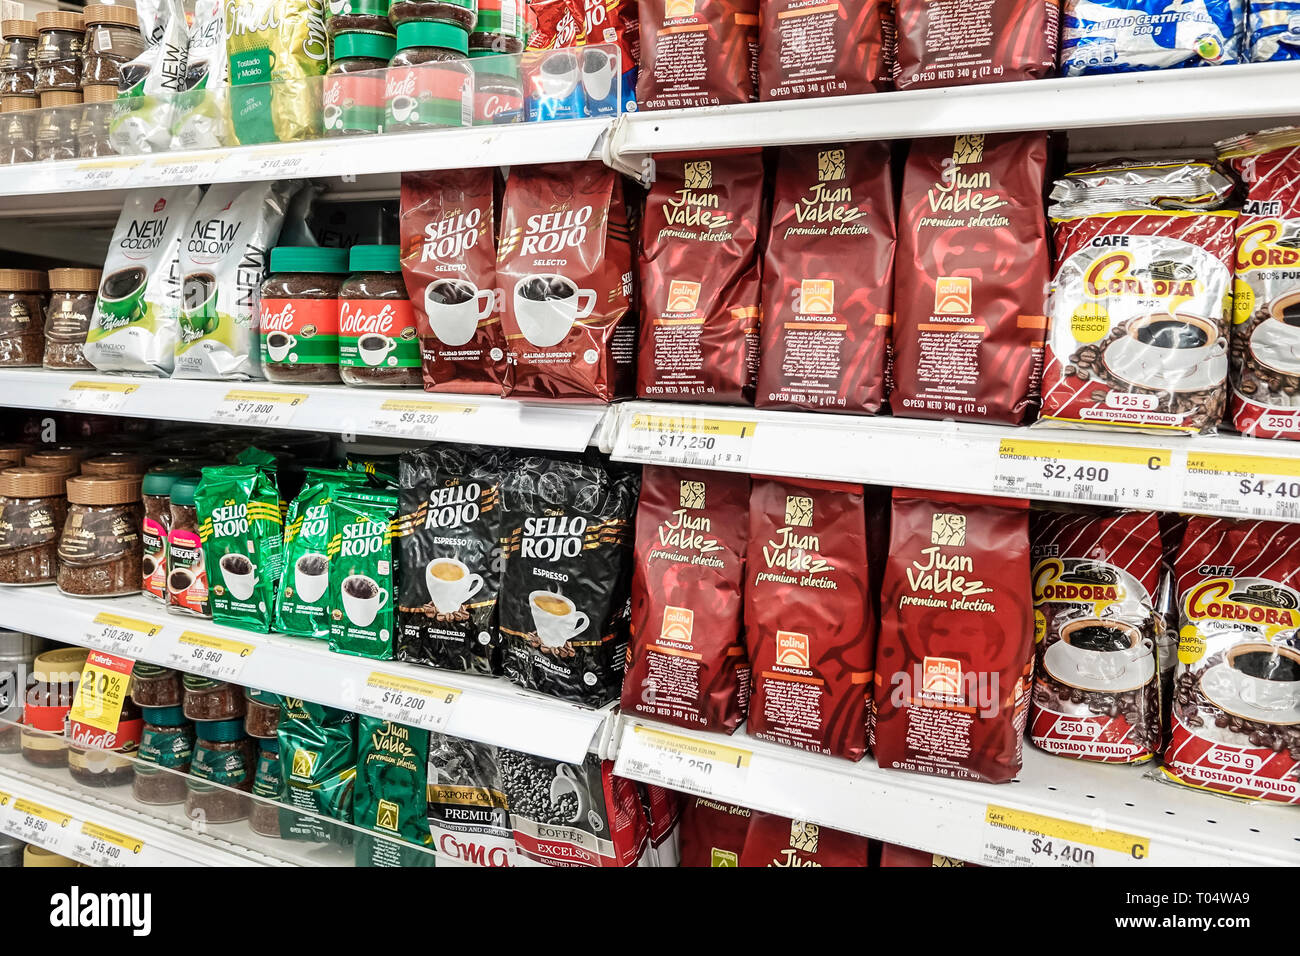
[
  {"left": 1061, "top": 0, "right": 1246, "bottom": 74},
  {"left": 1249, "top": 0, "right": 1300, "bottom": 60}
]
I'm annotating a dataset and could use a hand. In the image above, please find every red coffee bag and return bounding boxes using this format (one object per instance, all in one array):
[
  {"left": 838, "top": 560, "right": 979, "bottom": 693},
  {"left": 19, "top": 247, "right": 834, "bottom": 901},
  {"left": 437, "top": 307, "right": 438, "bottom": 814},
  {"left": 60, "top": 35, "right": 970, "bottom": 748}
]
[
  {"left": 758, "top": 142, "right": 896, "bottom": 414},
  {"left": 623, "top": 466, "right": 751, "bottom": 733},
  {"left": 880, "top": 843, "right": 973, "bottom": 866},
  {"left": 893, "top": 0, "right": 1058, "bottom": 90},
  {"left": 738, "top": 811, "right": 871, "bottom": 867},
  {"left": 678, "top": 796, "right": 751, "bottom": 866},
  {"left": 636, "top": 0, "right": 759, "bottom": 110},
  {"left": 638, "top": 155, "right": 763, "bottom": 404},
  {"left": 757, "top": 0, "right": 891, "bottom": 100},
  {"left": 873, "top": 489, "right": 1034, "bottom": 784},
  {"left": 498, "top": 162, "right": 636, "bottom": 402},
  {"left": 745, "top": 476, "right": 873, "bottom": 761},
  {"left": 400, "top": 170, "right": 505, "bottom": 395},
  {"left": 892, "top": 132, "right": 1050, "bottom": 424}
]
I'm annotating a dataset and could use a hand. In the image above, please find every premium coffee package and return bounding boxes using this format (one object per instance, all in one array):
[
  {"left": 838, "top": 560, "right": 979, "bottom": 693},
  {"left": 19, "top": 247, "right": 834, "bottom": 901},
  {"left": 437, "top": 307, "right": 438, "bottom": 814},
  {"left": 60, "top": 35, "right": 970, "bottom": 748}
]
[
  {"left": 353, "top": 717, "right": 434, "bottom": 868},
  {"left": 225, "top": 0, "right": 329, "bottom": 143},
  {"left": 194, "top": 464, "right": 284, "bottom": 632},
  {"left": 677, "top": 796, "right": 751, "bottom": 867},
  {"left": 277, "top": 697, "right": 357, "bottom": 843},
  {"left": 880, "top": 843, "right": 973, "bottom": 867},
  {"left": 108, "top": 0, "right": 188, "bottom": 155},
  {"left": 276, "top": 468, "right": 360, "bottom": 640},
  {"left": 758, "top": 142, "right": 896, "bottom": 413},
  {"left": 894, "top": 0, "right": 1057, "bottom": 88},
  {"left": 738, "top": 812, "right": 871, "bottom": 867},
  {"left": 427, "top": 733, "right": 516, "bottom": 867},
  {"left": 637, "top": 154, "right": 763, "bottom": 404},
  {"left": 327, "top": 486, "right": 399, "bottom": 660},
  {"left": 636, "top": 0, "right": 759, "bottom": 109},
  {"left": 758, "top": 0, "right": 891, "bottom": 99},
  {"left": 1061, "top": 0, "right": 1244, "bottom": 75}
]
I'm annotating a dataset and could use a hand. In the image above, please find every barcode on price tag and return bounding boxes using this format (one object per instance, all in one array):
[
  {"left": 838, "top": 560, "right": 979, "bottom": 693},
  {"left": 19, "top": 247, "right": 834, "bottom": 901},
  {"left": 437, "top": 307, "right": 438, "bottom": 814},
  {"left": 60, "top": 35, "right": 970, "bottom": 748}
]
[
  {"left": 230, "top": 146, "right": 323, "bottom": 182},
  {"left": 64, "top": 158, "right": 144, "bottom": 190},
  {"left": 355, "top": 672, "right": 461, "bottom": 731},
  {"left": 56, "top": 381, "right": 140, "bottom": 413},
  {"left": 614, "top": 725, "right": 751, "bottom": 797},
  {"left": 614, "top": 413, "right": 757, "bottom": 469},
  {"left": 983, "top": 805, "right": 1149, "bottom": 867},
  {"left": 69, "top": 821, "right": 145, "bottom": 868},
  {"left": 212, "top": 389, "right": 308, "bottom": 428},
  {"left": 167, "top": 631, "right": 254, "bottom": 682},
  {"left": 83, "top": 611, "right": 164, "bottom": 656},
  {"left": 5, "top": 798, "right": 74, "bottom": 852},
  {"left": 992, "top": 439, "right": 1171, "bottom": 507},
  {"left": 147, "top": 152, "right": 228, "bottom": 185},
  {"left": 1182, "top": 452, "right": 1300, "bottom": 520},
  {"left": 364, "top": 399, "right": 476, "bottom": 441}
]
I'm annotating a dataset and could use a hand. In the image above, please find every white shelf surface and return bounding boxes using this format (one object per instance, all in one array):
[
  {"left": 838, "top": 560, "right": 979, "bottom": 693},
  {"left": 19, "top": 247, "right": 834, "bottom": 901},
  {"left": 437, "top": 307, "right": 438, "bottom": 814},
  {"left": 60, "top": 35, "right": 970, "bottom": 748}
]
[
  {"left": 0, "top": 588, "right": 610, "bottom": 764},
  {"left": 613, "top": 716, "right": 1300, "bottom": 867}
]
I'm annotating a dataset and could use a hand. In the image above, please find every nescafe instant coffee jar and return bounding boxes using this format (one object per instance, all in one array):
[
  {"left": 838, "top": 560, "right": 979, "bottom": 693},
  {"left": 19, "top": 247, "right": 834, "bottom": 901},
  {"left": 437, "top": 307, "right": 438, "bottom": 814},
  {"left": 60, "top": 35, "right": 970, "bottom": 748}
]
[
  {"left": 43, "top": 267, "right": 100, "bottom": 369},
  {"left": 323, "top": 31, "right": 395, "bottom": 136},
  {"left": 385, "top": 21, "right": 473, "bottom": 132},
  {"left": 0, "top": 268, "right": 46, "bottom": 367},
  {"left": 0, "top": 466, "right": 67, "bottom": 586},
  {"left": 56, "top": 474, "right": 143, "bottom": 598},
  {"left": 33, "top": 10, "right": 83, "bottom": 94},
  {"left": 259, "top": 246, "right": 348, "bottom": 384},
  {"left": 167, "top": 476, "right": 209, "bottom": 616},
  {"left": 141, "top": 470, "right": 182, "bottom": 602},
  {"left": 0, "top": 20, "right": 37, "bottom": 96},
  {"left": 471, "top": 50, "right": 522, "bottom": 124},
  {"left": 21, "top": 646, "right": 87, "bottom": 767},
  {"left": 340, "top": 244, "right": 420, "bottom": 386}
]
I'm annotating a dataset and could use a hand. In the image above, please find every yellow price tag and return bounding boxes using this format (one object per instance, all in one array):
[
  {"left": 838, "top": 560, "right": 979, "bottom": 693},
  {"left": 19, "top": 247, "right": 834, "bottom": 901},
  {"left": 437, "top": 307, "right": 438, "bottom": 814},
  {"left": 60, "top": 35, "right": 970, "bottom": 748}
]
[
  {"left": 80, "top": 821, "right": 144, "bottom": 854},
  {"left": 13, "top": 799, "right": 73, "bottom": 829},
  {"left": 68, "top": 651, "right": 134, "bottom": 734}
]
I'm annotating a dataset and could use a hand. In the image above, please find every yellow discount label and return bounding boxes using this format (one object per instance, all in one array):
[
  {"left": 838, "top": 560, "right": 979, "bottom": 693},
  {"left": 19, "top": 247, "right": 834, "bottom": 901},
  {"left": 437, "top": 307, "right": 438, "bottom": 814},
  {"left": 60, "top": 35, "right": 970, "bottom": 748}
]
[{"left": 68, "top": 651, "right": 135, "bottom": 734}]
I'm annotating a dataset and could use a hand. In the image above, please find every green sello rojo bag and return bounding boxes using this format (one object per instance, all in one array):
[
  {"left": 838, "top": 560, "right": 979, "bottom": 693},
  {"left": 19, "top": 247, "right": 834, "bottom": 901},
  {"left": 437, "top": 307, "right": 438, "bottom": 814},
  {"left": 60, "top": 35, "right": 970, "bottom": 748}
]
[
  {"left": 327, "top": 486, "right": 399, "bottom": 660},
  {"left": 195, "top": 464, "right": 284, "bottom": 633},
  {"left": 353, "top": 716, "right": 434, "bottom": 868},
  {"left": 276, "top": 468, "right": 364, "bottom": 640},
  {"left": 276, "top": 697, "right": 357, "bottom": 844}
]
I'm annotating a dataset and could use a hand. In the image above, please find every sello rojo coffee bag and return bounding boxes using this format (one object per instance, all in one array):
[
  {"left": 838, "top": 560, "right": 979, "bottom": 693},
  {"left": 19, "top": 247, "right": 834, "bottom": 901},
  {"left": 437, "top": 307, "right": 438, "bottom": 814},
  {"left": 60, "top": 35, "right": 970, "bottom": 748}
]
[
  {"left": 893, "top": 0, "right": 1058, "bottom": 89},
  {"left": 636, "top": 0, "right": 759, "bottom": 110},
  {"left": 873, "top": 489, "right": 1034, "bottom": 784},
  {"left": 757, "top": 0, "right": 891, "bottom": 100}
]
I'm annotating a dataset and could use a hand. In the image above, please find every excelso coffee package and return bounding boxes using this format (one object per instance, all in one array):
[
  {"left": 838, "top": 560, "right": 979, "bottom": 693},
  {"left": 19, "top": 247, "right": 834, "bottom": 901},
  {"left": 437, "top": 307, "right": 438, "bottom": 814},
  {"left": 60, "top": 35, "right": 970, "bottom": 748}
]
[
  {"left": 891, "top": 133, "right": 1050, "bottom": 424},
  {"left": 758, "top": 0, "right": 891, "bottom": 100},
  {"left": 637, "top": 154, "right": 763, "bottom": 404},
  {"left": 1030, "top": 509, "right": 1164, "bottom": 764},
  {"left": 194, "top": 464, "right": 284, "bottom": 632},
  {"left": 1061, "top": 0, "right": 1245, "bottom": 75},
  {"left": 499, "top": 455, "right": 639, "bottom": 705},
  {"left": 622, "top": 466, "right": 751, "bottom": 733},
  {"left": 636, "top": 0, "right": 759, "bottom": 110},
  {"left": 276, "top": 468, "right": 359, "bottom": 640},
  {"left": 873, "top": 489, "right": 1035, "bottom": 784},
  {"left": 744, "top": 476, "right": 874, "bottom": 761},
  {"left": 85, "top": 186, "right": 202, "bottom": 376},
  {"left": 893, "top": 0, "right": 1057, "bottom": 89},
  {"left": 498, "top": 162, "right": 636, "bottom": 402},
  {"left": 327, "top": 486, "right": 399, "bottom": 660},
  {"left": 400, "top": 170, "right": 506, "bottom": 395},
  {"left": 758, "top": 142, "right": 896, "bottom": 414},
  {"left": 427, "top": 733, "right": 515, "bottom": 868},
  {"left": 1164, "top": 516, "right": 1300, "bottom": 803},
  {"left": 353, "top": 716, "right": 433, "bottom": 868},
  {"left": 393, "top": 445, "right": 510, "bottom": 675},
  {"left": 225, "top": 0, "right": 329, "bottom": 143},
  {"left": 175, "top": 180, "right": 297, "bottom": 380}
]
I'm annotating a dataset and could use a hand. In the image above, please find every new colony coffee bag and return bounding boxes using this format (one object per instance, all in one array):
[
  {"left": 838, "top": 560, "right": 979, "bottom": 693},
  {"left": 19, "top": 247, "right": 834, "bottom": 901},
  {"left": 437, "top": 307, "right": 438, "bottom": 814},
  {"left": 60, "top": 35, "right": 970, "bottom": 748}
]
[
  {"left": 194, "top": 464, "right": 284, "bottom": 632},
  {"left": 636, "top": 0, "right": 759, "bottom": 109},
  {"left": 758, "top": 142, "right": 896, "bottom": 413},
  {"left": 327, "top": 486, "right": 399, "bottom": 660},
  {"left": 874, "top": 490, "right": 1034, "bottom": 784},
  {"left": 758, "top": 0, "right": 891, "bottom": 100},
  {"left": 1165, "top": 516, "right": 1300, "bottom": 803},
  {"left": 622, "top": 466, "right": 750, "bottom": 733},
  {"left": 400, "top": 170, "right": 506, "bottom": 395},
  {"left": 638, "top": 154, "right": 763, "bottom": 404},
  {"left": 745, "top": 476, "right": 873, "bottom": 761},
  {"left": 892, "top": 133, "right": 1050, "bottom": 424},
  {"left": 893, "top": 0, "right": 1058, "bottom": 89},
  {"left": 1030, "top": 509, "right": 1164, "bottom": 763},
  {"left": 497, "top": 162, "right": 636, "bottom": 402}
]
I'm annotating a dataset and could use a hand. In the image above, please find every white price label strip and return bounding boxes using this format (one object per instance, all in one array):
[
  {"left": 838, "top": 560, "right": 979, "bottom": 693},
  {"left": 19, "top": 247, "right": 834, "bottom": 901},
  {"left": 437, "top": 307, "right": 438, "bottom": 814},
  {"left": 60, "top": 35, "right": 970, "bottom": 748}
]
[
  {"left": 56, "top": 381, "right": 141, "bottom": 413},
  {"left": 614, "top": 725, "right": 751, "bottom": 797},
  {"left": 83, "top": 611, "right": 165, "bottom": 657},
  {"left": 615, "top": 413, "right": 757, "bottom": 469},
  {"left": 4, "top": 798, "right": 74, "bottom": 853},
  {"left": 364, "top": 399, "right": 477, "bottom": 441},
  {"left": 355, "top": 672, "right": 462, "bottom": 731},
  {"left": 147, "top": 152, "right": 229, "bottom": 185},
  {"left": 64, "top": 157, "right": 145, "bottom": 190},
  {"left": 992, "top": 439, "right": 1171, "bottom": 506},
  {"left": 212, "top": 389, "right": 308, "bottom": 428},
  {"left": 167, "top": 631, "right": 254, "bottom": 682},
  {"left": 69, "top": 821, "right": 146, "bottom": 868},
  {"left": 229, "top": 146, "right": 324, "bottom": 182},
  {"left": 1183, "top": 452, "right": 1300, "bottom": 520},
  {"left": 983, "top": 805, "right": 1149, "bottom": 867}
]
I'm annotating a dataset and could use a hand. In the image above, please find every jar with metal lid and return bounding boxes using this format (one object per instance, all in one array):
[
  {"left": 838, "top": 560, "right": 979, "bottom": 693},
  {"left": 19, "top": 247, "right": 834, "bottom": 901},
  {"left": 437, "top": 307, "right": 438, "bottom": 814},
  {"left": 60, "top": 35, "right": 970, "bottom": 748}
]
[
  {"left": 390, "top": 0, "right": 476, "bottom": 30},
  {"left": 0, "top": 269, "right": 45, "bottom": 366},
  {"left": 327, "top": 0, "right": 395, "bottom": 42},
  {"left": 385, "top": 22, "right": 473, "bottom": 132},
  {"left": 42, "top": 267, "right": 101, "bottom": 369},
  {"left": 0, "top": 20, "right": 37, "bottom": 96},
  {"left": 258, "top": 246, "right": 349, "bottom": 385},
  {"left": 244, "top": 687, "right": 280, "bottom": 739},
  {"left": 130, "top": 663, "right": 181, "bottom": 707},
  {"left": 133, "top": 705, "right": 193, "bottom": 805},
  {"left": 24, "top": 448, "right": 84, "bottom": 473},
  {"left": 183, "top": 676, "right": 246, "bottom": 722},
  {"left": 0, "top": 630, "right": 45, "bottom": 753},
  {"left": 35, "top": 89, "right": 80, "bottom": 160},
  {"left": 0, "top": 466, "right": 67, "bottom": 586},
  {"left": 185, "top": 718, "right": 255, "bottom": 823},
  {"left": 167, "top": 477, "right": 209, "bottom": 616},
  {"left": 323, "top": 31, "right": 395, "bottom": 136},
  {"left": 81, "top": 4, "right": 143, "bottom": 88},
  {"left": 0, "top": 95, "right": 36, "bottom": 164},
  {"left": 340, "top": 244, "right": 421, "bottom": 386},
  {"left": 469, "top": 0, "right": 523, "bottom": 55},
  {"left": 69, "top": 681, "right": 142, "bottom": 787},
  {"left": 470, "top": 49, "right": 522, "bottom": 124},
  {"left": 21, "top": 646, "right": 87, "bottom": 767},
  {"left": 81, "top": 452, "right": 146, "bottom": 478},
  {"left": 75, "top": 82, "right": 114, "bottom": 158},
  {"left": 249, "top": 736, "right": 282, "bottom": 837},
  {"left": 33, "top": 10, "right": 83, "bottom": 94},
  {"left": 141, "top": 470, "right": 182, "bottom": 602},
  {"left": 56, "top": 474, "right": 142, "bottom": 598}
]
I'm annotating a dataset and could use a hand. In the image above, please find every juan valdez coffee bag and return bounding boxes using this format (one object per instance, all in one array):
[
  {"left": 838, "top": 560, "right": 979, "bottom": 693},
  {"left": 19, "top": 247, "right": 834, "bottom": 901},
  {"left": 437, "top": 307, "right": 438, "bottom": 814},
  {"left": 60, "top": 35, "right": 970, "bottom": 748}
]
[
  {"left": 892, "top": 133, "right": 1050, "bottom": 424},
  {"left": 880, "top": 843, "right": 973, "bottom": 867},
  {"left": 873, "top": 489, "right": 1034, "bottom": 784},
  {"left": 893, "top": 0, "right": 1058, "bottom": 89},
  {"left": 1164, "top": 516, "right": 1300, "bottom": 803},
  {"left": 1030, "top": 509, "right": 1164, "bottom": 764},
  {"left": 758, "top": 0, "right": 891, "bottom": 100},
  {"left": 401, "top": 169, "right": 505, "bottom": 395},
  {"left": 498, "top": 162, "right": 636, "bottom": 402},
  {"left": 745, "top": 476, "right": 874, "bottom": 761},
  {"left": 622, "top": 466, "right": 751, "bottom": 733},
  {"left": 759, "top": 142, "right": 896, "bottom": 413},
  {"left": 678, "top": 796, "right": 751, "bottom": 866},
  {"left": 638, "top": 154, "right": 763, "bottom": 403},
  {"left": 636, "top": 0, "right": 759, "bottom": 109},
  {"left": 738, "top": 812, "right": 871, "bottom": 867}
]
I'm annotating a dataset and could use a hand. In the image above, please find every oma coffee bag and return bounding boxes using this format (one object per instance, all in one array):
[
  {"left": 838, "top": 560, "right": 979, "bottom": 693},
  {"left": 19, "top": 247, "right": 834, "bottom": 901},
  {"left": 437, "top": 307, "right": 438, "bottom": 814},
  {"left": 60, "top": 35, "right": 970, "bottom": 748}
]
[
  {"left": 353, "top": 716, "right": 434, "bottom": 868},
  {"left": 85, "top": 186, "right": 202, "bottom": 376},
  {"left": 328, "top": 486, "right": 399, "bottom": 660},
  {"left": 427, "top": 733, "right": 516, "bottom": 868},
  {"left": 195, "top": 464, "right": 283, "bottom": 632},
  {"left": 276, "top": 468, "right": 360, "bottom": 640}
]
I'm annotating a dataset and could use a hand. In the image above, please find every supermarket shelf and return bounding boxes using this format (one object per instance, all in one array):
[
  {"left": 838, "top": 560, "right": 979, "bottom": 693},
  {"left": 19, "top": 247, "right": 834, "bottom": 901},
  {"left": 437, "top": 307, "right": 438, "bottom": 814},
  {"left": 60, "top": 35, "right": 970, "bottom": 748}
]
[
  {"left": 0, "top": 368, "right": 608, "bottom": 452},
  {"left": 0, "top": 587, "right": 611, "bottom": 764},
  {"left": 613, "top": 716, "right": 1300, "bottom": 867},
  {"left": 606, "top": 401, "right": 1300, "bottom": 522}
]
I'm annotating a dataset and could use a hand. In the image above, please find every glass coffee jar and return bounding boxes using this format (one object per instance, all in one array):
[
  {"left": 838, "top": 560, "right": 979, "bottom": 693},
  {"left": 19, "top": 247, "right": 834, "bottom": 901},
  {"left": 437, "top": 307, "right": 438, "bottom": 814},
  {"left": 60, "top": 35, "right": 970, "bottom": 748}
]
[
  {"left": 133, "top": 705, "right": 193, "bottom": 805},
  {"left": 385, "top": 22, "right": 473, "bottom": 132},
  {"left": 389, "top": 0, "right": 476, "bottom": 30},
  {"left": 258, "top": 246, "right": 349, "bottom": 384},
  {"left": 0, "top": 466, "right": 67, "bottom": 586},
  {"left": 167, "top": 477, "right": 209, "bottom": 616},
  {"left": 43, "top": 267, "right": 100, "bottom": 369},
  {"left": 183, "top": 676, "right": 246, "bottom": 722},
  {"left": 469, "top": 0, "right": 524, "bottom": 55},
  {"left": 0, "top": 268, "right": 46, "bottom": 367},
  {"left": 81, "top": 4, "right": 144, "bottom": 88},
  {"left": 56, "top": 474, "right": 142, "bottom": 598},
  {"left": 323, "top": 31, "right": 394, "bottom": 136},
  {"left": 244, "top": 688, "right": 279, "bottom": 739},
  {"left": 81, "top": 452, "right": 146, "bottom": 478},
  {"left": 21, "top": 646, "right": 87, "bottom": 767},
  {"left": 141, "top": 470, "right": 182, "bottom": 602},
  {"left": 327, "top": 0, "right": 395, "bottom": 41},
  {"left": 0, "top": 630, "right": 44, "bottom": 754},
  {"left": 249, "top": 737, "right": 282, "bottom": 837},
  {"left": 68, "top": 687, "right": 142, "bottom": 787},
  {"left": 340, "top": 244, "right": 421, "bottom": 386},
  {"left": 0, "top": 96, "right": 36, "bottom": 165},
  {"left": 471, "top": 49, "right": 522, "bottom": 124},
  {"left": 185, "top": 719, "right": 255, "bottom": 824},
  {"left": 75, "top": 82, "right": 114, "bottom": 158},
  {"left": 130, "top": 663, "right": 182, "bottom": 708},
  {"left": 33, "top": 10, "right": 83, "bottom": 94},
  {"left": 34, "top": 90, "right": 79, "bottom": 160},
  {"left": 0, "top": 20, "right": 37, "bottom": 96}
]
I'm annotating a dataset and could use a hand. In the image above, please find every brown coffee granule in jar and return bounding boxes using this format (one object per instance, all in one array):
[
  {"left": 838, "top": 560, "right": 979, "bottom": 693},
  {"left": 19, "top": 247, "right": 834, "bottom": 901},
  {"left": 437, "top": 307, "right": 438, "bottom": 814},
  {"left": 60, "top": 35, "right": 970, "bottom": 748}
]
[
  {"left": 21, "top": 646, "right": 86, "bottom": 767},
  {"left": 340, "top": 244, "right": 422, "bottom": 386},
  {"left": 182, "top": 675, "right": 246, "bottom": 721},
  {"left": 56, "top": 474, "right": 142, "bottom": 597},
  {"left": 249, "top": 737, "right": 282, "bottom": 837},
  {"left": 43, "top": 267, "right": 100, "bottom": 370},
  {"left": 0, "top": 466, "right": 67, "bottom": 585},
  {"left": 185, "top": 719, "right": 255, "bottom": 824},
  {"left": 244, "top": 688, "right": 280, "bottom": 738},
  {"left": 259, "top": 247, "right": 348, "bottom": 385},
  {"left": 130, "top": 663, "right": 182, "bottom": 707},
  {"left": 0, "top": 268, "right": 46, "bottom": 367},
  {"left": 32, "top": 10, "right": 82, "bottom": 94},
  {"left": 1, "top": 20, "right": 39, "bottom": 96}
]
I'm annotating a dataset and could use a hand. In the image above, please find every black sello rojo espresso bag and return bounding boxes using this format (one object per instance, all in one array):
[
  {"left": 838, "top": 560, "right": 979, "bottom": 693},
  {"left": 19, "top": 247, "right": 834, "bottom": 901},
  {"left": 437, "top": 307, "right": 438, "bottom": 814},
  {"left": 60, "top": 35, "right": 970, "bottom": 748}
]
[{"left": 195, "top": 464, "right": 284, "bottom": 632}]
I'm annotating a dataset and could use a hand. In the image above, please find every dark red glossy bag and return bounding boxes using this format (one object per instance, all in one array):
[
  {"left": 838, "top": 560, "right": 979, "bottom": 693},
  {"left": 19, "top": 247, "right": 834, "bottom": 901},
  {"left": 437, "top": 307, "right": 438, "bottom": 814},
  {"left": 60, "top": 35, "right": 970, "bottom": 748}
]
[
  {"left": 758, "top": 0, "right": 891, "bottom": 100},
  {"left": 758, "top": 142, "right": 896, "bottom": 413},
  {"left": 893, "top": 0, "right": 1058, "bottom": 90},
  {"left": 638, "top": 155, "right": 763, "bottom": 404},
  {"left": 678, "top": 796, "right": 751, "bottom": 866},
  {"left": 880, "top": 843, "right": 974, "bottom": 867},
  {"left": 636, "top": 0, "right": 759, "bottom": 110},
  {"left": 738, "top": 811, "right": 871, "bottom": 867}
]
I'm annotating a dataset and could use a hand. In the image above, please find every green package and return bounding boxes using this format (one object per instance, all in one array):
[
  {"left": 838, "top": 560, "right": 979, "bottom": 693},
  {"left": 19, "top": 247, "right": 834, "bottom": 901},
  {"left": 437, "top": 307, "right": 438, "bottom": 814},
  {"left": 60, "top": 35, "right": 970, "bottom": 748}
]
[
  {"left": 353, "top": 717, "right": 434, "bottom": 868},
  {"left": 195, "top": 464, "right": 283, "bottom": 632},
  {"left": 346, "top": 453, "right": 401, "bottom": 487},
  {"left": 277, "top": 697, "right": 356, "bottom": 844},
  {"left": 276, "top": 468, "right": 363, "bottom": 640},
  {"left": 327, "top": 487, "right": 399, "bottom": 660},
  {"left": 225, "top": 0, "right": 328, "bottom": 144}
]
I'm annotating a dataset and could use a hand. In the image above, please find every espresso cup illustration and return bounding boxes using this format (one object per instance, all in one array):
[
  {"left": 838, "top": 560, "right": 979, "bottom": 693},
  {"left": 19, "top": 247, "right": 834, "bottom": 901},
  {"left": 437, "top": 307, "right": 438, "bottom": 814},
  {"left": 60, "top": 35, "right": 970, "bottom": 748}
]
[
  {"left": 219, "top": 553, "right": 257, "bottom": 601},
  {"left": 1268, "top": 290, "right": 1300, "bottom": 333},
  {"left": 358, "top": 333, "right": 397, "bottom": 366},
  {"left": 168, "top": 568, "right": 194, "bottom": 594},
  {"left": 425, "top": 557, "right": 484, "bottom": 614},
  {"left": 294, "top": 553, "right": 329, "bottom": 604},
  {"left": 1225, "top": 641, "right": 1300, "bottom": 712},
  {"left": 529, "top": 589, "right": 589, "bottom": 648},
  {"left": 323, "top": 102, "right": 342, "bottom": 130},
  {"left": 389, "top": 94, "right": 418, "bottom": 123},
  {"left": 514, "top": 274, "right": 596, "bottom": 347},
  {"left": 98, "top": 266, "right": 148, "bottom": 325},
  {"left": 1060, "top": 618, "right": 1151, "bottom": 682},
  {"left": 266, "top": 331, "right": 297, "bottom": 362},
  {"left": 1125, "top": 313, "right": 1224, "bottom": 373},
  {"left": 342, "top": 574, "right": 388, "bottom": 627},
  {"left": 181, "top": 271, "right": 220, "bottom": 336},
  {"left": 581, "top": 48, "right": 617, "bottom": 101},
  {"left": 540, "top": 51, "right": 580, "bottom": 97},
  {"left": 425, "top": 278, "right": 494, "bottom": 347}
]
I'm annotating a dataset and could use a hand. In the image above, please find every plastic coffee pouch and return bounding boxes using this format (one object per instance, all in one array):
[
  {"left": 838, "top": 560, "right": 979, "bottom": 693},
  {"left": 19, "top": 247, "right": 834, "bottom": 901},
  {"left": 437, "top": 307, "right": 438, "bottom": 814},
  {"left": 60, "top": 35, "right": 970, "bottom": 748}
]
[
  {"left": 328, "top": 486, "right": 399, "bottom": 660},
  {"left": 110, "top": 0, "right": 188, "bottom": 155},
  {"left": 194, "top": 464, "right": 284, "bottom": 633},
  {"left": 276, "top": 468, "right": 361, "bottom": 640},
  {"left": 427, "top": 733, "right": 515, "bottom": 867},
  {"left": 171, "top": 0, "right": 232, "bottom": 150},
  {"left": 85, "top": 186, "right": 202, "bottom": 376},
  {"left": 175, "top": 180, "right": 298, "bottom": 380},
  {"left": 226, "top": 0, "right": 330, "bottom": 143},
  {"left": 277, "top": 697, "right": 357, "bottom": 843},
  {"left": 353, "top": 717, "right": 434, "bottom": 868}
]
